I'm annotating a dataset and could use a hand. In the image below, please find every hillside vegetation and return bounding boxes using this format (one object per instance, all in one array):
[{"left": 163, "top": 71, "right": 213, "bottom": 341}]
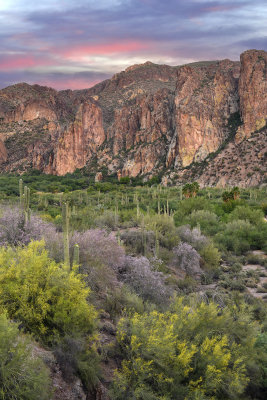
[{"left": 0, "top": 175, "right": 266, "bottom": 399}]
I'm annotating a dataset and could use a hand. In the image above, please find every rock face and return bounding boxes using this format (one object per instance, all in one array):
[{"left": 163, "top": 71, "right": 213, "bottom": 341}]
[
  {"left": 0, "top": 49, "right": 266, "bottom": 186},
  {"left": 236, "top": 50, "right": 267, "bottom": 142}
]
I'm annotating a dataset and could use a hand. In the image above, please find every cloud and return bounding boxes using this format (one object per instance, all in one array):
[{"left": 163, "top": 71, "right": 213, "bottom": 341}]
[{"left": 0, "top": 0, "right": 266, "bottom": 89}]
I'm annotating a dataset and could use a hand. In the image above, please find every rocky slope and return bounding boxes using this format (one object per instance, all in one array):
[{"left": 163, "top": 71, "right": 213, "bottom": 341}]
[{"left": 0, "top": 49, "right": 266, "bottom": 186}]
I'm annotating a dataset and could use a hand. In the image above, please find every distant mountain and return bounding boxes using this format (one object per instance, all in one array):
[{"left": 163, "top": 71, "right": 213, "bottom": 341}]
[{"left": 0, "top": 49, "right": 266, "bottom": 187}]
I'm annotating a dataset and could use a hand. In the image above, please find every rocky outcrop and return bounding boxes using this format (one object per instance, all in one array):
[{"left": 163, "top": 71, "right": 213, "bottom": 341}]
[
  {"left": 38, "top": 101, "right": 105, "bottom": 176},
  {"left": 0, "top": 50, "right": 266, "bottom": 186},
  {"left": 172, "top": 60, "right": 240, "bottom": 167},
  {"left": 0, "top": 139, "right": 7, "bottom": 163},
  {"left": 236, "top": 50, "right": 267, "bottom": 142}
]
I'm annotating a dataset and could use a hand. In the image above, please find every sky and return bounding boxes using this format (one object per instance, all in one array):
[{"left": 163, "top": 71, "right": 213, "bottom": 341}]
[{"left": 0, "top": 0, "right": 266, "bottom": 90}]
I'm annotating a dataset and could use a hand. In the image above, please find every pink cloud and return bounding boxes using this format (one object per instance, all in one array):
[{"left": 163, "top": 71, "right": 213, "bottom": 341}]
[
  {"left": 59, "top": 40, "right": 149, "bottom": 59},
  {"left": 0, "top": 54, "right": 57, "bottom": 71}
]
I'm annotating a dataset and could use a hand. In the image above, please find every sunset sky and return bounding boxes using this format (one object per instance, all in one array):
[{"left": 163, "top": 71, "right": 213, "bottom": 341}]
[{"left": 0, "top": 0, "right": 266, "bottom": 90}]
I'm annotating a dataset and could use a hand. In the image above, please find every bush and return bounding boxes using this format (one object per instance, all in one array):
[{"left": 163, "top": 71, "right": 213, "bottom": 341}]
[
  {"left": 229, "top": 206, "right": 264, "bottom": 225},
  {"left": 120, "top": 256, "right": 171, "bottom": 306},
  {"left": 0, "top": 207, "right": 56, "bottom": 247},
  {"left": 173, "top": 242, "right": 202, "bottom": 276},
  {"left": 70, "top": 229, "right": 125, "bottom": 270},
  {"left": 187, "top": 209, "right": 219, "bottom": 235},
  {"left": 120, "top": 230, "right": 155, "bottom": 255},
  {"left": 0, "top": 241, "right": 97, "bottom": 343},
  {"left": 177, "top": 225, "right": 208, "bottom": 251},
  {"left": 216, "top": 219, "right": 258, "bottom": 255},
  {"left": 112, "top": 299, "right": 258, "bottom": 400},
  {"left": 0, "top": 313, "right": 51, "bottom": 399},
  {"left": 174, "top": 197, "right": 210, "bottom": 226},
  {"left": 95, "top": 210, "right": 119, "bottom": 230},
  {"left": 199, "top": 243, "right": 221, "bottom": 272},
  {"left": 104, "top": 286, "right": 145, "bottom": 319}
]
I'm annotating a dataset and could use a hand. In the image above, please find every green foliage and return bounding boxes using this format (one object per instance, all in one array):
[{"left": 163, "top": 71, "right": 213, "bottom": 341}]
[
  {"left": 216, "top": 219, "right": 265, "bottom": 255},
  {"left": 0, "top": 241, "right": 97, "bottom": 343},
  {"left": 112, "top": 298, "right": 259, "bottom": 400},
  {"left": 200, "top": 243, "right": 221, "bottom": 272},
  {"left": 0, "top": 313, "right": 51, "bottom": 399},
  {"left": 174, "top": 198, "right": 210, "bottom": 226},
  {"left": 187, "top": 209, "right": 219, "bottom": 235}
]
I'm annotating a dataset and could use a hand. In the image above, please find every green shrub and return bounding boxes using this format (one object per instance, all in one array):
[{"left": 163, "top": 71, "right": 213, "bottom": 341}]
[
  {"left": 0, "top": 313, "right": 51, "bottom": 399},
  {"left": 200, "top": 243, "right": 221, "bottom": 272},
  {"left": 187, "top": 209, "right": 219, "bottom": 235}
]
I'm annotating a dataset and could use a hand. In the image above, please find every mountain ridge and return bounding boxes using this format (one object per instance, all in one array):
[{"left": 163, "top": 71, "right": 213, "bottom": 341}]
[{"left": 0, "top": 49, "right": 266, "bottom": 187}]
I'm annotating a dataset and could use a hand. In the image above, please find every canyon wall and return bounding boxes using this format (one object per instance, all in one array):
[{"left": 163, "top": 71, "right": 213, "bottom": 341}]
[{"left": 0, "top": 49, "right": 266, "bottom": 185}]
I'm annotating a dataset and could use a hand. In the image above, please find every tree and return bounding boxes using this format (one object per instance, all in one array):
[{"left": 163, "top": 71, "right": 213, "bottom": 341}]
[
  {"left": 222, "top": 191, "right": 234, "bottom": 203},
  {"left": 191, "top": 181, "right": 200, "bottom": 197},
  {"left": 182, "top": 182, "right": 200, "bottom": 198},
  {"left": 232, "top": 187, "right": 240, "bottom": 200},
  {"left": 182, "top": 183, "right": 193, "bottom": 198}
]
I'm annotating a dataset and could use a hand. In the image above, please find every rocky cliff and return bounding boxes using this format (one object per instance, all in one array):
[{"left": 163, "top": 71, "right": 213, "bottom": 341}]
[{"left": 0, "top": 50, "right": 266, "bottom": 186}]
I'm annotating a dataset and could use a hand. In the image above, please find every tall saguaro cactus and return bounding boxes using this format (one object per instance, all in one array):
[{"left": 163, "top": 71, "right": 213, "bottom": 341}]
[
  {"left": 62, "top": 202, "right": 70, "bottom": 268},
  {"left": 23, "top": 186, "right": 31, "bottom": 223},
  {"left": 73, "top": 244, "right": 80, "bottom": 267},
  {"left": 19, "top": 179, "right": 23, "bottom": 207}
]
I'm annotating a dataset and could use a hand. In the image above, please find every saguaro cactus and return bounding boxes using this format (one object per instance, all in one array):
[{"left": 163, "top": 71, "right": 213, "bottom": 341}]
[
  {"left": 62, "top": 202, "right": 70, "bottom": 268},
  {"left": 73, "top": 244, "right": 80, "bottom": 266},
  {"left": 19, "top": 179, "right": 23, "bottom": 207},
  {"left": 23, "top": 186, "right": 31, "bottom": 223}
]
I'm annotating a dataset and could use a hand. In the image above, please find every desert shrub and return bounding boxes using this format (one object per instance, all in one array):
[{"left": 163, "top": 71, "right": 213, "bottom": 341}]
[
  {"left": 54, "top": 335, "right": 100, "bottom": 390},
  {"left": 177, "top": 225, "right": 208, "bottom": 251},
  {"left": 144, "top": 213, "right": 177, "bottom": 237},
  {"left": 187, "top": 209, "right": 219, "bottom": 235},
  {"left": 0, "top": 241, "right": 97, "bottom": 343},
  {"left": 104, "top": 286, "right": 145, "bottom": 318},
  {"left": 95, "top": 210, "right": 119, "bottom": 230},
  {"left": 120, "top": 256, "right": 171, "bottom": 306},
  {"left": 0, "top": 206, "right": 56, "bottom": 247},
  {"left": 200, "top": 243, "right": 221, "bottom": 272},
  {"left": 173, "top": 197, "right": 211, "bottom": 226},
  {"left": 120, "top": 229, "right": 155, "bottom": 255},
  {"left": 112, "top": 299, "right": 258, "bottom": 400},
  {"left": 216, "top": 219, "right": 259, "bottom": 255},
  {"left": 176, "top": 275, "right": 198, "bottom": 292},
  {"left": 229, "top": 206, "right": 264, "bottom": 225},
  {"left": 70, "top": 229, "right": 125, "bottom": 270},
  {"left": 173, "top": 242, "right": 202, "bottom": 276},
  {"left": 0, "top": 313, "right": 51, "bottom": 400},
  {"left": 246, "top": 254, "right": 267, "bottom": 267}
]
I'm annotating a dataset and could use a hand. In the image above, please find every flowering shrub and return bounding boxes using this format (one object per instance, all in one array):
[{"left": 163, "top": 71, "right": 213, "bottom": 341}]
[
  {"left": 173, "top": 242, "right": 201, "bottom": 276},
  {"left": 70, "top": 229, "right": 125, "bottom": 270},
  {"left": 0, "top": 207, "right": 56, "bottom": 247},
  {"left": 120, "top": 256, "right": 171, "bottom": 305},
  {"left": 177, "top": 225, "right": 208, "bottom": 251}
]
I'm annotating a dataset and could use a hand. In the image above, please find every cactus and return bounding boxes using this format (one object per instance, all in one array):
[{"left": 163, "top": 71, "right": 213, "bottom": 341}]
[
  {"left": 73, "top": 244, "right": 80, "bottom": 266},
  {"left": 19, "top": 179, "right": 23, "bottom": 207},
  {"left": 23, "top": 186, "right": 31, "bottom": 223},
  {"left": 155, "top": 230, "right": 160, "bottom": 258},
  {"left": 62, "top": 202, "right": 70, "bottom": 268},
  {"left": 141, "top": 215, "right": 147, "bottom": 256},
  {"left": 136, "top": 199, "right": 140, "bottom": 219}
]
